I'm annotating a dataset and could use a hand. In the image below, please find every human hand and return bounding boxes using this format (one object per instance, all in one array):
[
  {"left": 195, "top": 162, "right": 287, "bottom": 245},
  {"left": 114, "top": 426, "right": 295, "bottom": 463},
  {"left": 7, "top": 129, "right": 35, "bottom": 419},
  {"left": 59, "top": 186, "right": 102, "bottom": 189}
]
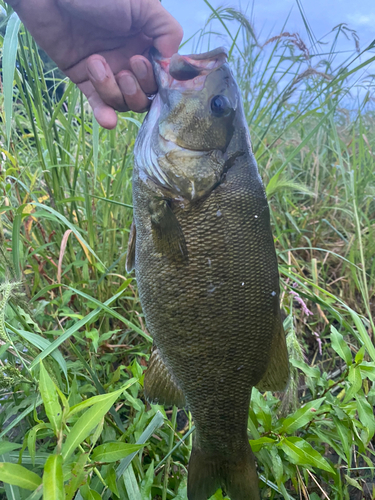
[{"left": 6, "top": 0, "right": 183, "bottom": 128}]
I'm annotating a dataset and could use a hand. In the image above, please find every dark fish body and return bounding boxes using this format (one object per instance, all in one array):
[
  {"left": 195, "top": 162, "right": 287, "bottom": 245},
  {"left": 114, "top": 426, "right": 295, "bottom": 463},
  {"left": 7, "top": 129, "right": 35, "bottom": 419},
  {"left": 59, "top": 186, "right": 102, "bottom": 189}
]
[{"left": 127, "top": 48, "right": 289, "bottom": 500}]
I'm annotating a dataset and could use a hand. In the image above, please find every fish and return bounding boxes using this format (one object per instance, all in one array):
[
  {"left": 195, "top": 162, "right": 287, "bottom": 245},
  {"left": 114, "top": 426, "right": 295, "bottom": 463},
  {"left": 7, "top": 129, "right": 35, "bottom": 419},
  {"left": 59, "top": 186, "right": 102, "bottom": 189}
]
[{"left": 127, "top": 46, "right": 289, "bottom": 500}]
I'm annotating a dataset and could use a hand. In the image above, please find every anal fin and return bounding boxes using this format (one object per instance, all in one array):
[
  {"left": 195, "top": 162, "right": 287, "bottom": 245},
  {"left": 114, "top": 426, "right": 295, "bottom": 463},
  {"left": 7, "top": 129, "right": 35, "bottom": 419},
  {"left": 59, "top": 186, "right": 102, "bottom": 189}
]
[
  {"left": 126, "top": 222, "right": 136, "bottom": 273},
  {"left": 144, "top": 345, "right": 186, "bottom": 407},
  {"left": 256, "top": 319, "right": 289, "bottom": 392}
]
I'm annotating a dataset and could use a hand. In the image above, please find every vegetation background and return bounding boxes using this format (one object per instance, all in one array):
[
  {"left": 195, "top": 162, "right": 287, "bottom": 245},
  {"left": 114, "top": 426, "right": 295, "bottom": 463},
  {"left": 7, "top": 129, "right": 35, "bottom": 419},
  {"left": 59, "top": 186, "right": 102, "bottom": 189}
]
[{"left": 0, "top": 0, "right": 374, "bottom": 498}]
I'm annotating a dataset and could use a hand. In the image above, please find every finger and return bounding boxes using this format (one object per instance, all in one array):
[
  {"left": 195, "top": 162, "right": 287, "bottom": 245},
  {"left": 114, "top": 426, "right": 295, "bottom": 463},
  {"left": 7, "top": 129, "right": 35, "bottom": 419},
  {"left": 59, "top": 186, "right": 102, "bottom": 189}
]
[
  {"left": 142, "top": 1, "right": 184, "bottom": 57},
  {"left": 78, "top": 81, "right": 120, "bottom": 129},
  {"left": 116, "top": 71, "right": 150, "bottom": 113},
  {"left": 65, "top": 33, "right": 151, "bottom": 84},
  {"left": 130, "top": 56, "right": 157, "bottom": 95},
  {"left": 87, "top": 55, "right": 128, "bottom": 112}
]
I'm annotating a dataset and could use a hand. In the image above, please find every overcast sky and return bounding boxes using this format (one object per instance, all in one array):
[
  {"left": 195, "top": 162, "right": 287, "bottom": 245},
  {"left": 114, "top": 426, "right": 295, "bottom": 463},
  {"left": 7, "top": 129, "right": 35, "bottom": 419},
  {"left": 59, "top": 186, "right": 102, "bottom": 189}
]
[{"left": 163, "top": 0, "right": 375, "bottom": 59}]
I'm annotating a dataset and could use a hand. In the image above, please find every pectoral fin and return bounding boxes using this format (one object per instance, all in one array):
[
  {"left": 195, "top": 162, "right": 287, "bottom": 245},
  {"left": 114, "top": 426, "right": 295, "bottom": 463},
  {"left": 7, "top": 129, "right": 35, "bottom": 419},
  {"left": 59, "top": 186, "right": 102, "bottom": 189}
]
[
  {"left": 256, "top": 320, "right": 289, "bottom": 392},
  {"left": 126, "top": 222, "right": 136, "bottom": 273},
  {"left": 150, "top": 199, "right": 188, "bottom": 264},
  {"left": 144, "top": 345, "right": 186, "bottom": 407}
]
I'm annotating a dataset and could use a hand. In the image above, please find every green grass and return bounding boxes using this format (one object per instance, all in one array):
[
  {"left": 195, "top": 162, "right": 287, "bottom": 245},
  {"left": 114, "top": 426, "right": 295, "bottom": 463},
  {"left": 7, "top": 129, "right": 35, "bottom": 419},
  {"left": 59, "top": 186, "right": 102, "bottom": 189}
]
[{"left": 0, "top": 2, "right": 374, "bottom": 499}]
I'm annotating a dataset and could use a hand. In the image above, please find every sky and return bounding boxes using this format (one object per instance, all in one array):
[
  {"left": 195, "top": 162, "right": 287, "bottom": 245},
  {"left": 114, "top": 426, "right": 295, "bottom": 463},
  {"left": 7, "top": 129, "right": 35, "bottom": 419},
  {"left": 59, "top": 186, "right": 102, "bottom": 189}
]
[
  {"left": 163, "top": 0, "right": 375, "bottom": 54},
  {"left": 163, "top": 0, "right": 375, "bottom": 82}
]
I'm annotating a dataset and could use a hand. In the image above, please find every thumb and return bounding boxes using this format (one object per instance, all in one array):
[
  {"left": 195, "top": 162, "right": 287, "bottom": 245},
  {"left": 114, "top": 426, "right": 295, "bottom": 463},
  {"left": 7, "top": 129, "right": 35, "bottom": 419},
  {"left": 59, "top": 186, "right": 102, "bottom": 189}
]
[{"left": 142, "top": 2, "right": 183, "bottom": 57}]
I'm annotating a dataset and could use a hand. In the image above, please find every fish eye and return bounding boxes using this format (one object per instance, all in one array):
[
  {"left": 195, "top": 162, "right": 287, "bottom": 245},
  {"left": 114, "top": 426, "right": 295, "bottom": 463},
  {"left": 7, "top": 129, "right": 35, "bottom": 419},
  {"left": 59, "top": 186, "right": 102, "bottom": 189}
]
[{"left": 210, "top": 95, "right": 231, "bottom": 117}]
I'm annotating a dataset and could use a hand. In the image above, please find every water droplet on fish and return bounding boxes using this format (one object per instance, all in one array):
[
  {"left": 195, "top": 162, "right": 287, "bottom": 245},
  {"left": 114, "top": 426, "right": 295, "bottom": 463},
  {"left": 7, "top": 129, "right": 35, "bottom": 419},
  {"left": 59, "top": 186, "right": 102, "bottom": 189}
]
[
  {"left": 216, "top": 210, "right": 222, "bottom": 217},
  {"left": 271, "top": 291, "right": 276, "bottom": 296},
  {"left": 254, "top": 215, "right": 258, "bottom": 219},
  {"left": 208, "top": 283, "right": 216, "bottom": 293},
  {"left": 241, "top": 282, "right": 245, "bottom": 286},
  {"left": 207, "top": 258, "right": 212, "bottom": 267}
]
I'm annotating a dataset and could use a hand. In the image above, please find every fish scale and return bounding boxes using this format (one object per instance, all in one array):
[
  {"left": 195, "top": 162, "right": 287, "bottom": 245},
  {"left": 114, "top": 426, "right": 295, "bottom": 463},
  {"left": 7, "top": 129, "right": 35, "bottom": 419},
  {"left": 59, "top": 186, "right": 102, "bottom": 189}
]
[{"left": 129, "top": 47, "right": 289, "bottom": 500}]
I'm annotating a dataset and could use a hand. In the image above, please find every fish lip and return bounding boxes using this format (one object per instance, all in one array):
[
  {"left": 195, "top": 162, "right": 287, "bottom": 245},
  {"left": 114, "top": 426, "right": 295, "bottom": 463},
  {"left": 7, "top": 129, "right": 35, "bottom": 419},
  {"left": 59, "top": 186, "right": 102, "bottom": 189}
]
[{"left": 150, "top": 46, "right": 228, "bottom": 89}]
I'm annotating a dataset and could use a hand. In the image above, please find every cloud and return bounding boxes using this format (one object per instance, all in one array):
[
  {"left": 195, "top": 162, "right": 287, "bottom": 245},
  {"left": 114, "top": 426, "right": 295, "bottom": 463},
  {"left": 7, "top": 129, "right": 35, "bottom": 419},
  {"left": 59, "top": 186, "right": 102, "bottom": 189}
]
[{"left": 346, "top": 13, "right": 375, "bottom": 26}]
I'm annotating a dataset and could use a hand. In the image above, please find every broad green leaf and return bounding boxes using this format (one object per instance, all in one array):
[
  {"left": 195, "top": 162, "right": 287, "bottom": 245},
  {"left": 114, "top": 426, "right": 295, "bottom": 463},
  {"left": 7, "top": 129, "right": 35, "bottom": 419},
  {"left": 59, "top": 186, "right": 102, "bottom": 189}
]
[
  {"left": 333, "top": 417, "right": 352, "bottom": 466},
  {"left": 4, "top": 482, "right": 21, "bottom": 500},
  {"left": 67, "top": 378, "right": 137, "bottom": 418},
  {"left": 310, "top": 495, "right": 322, "bottom": 500},
  {"left": 354, "top": 391, "right": 375, "bottom": 440},
  {"left": 359, "top": 362, "right": 375, "bottom": 382},
  {"left": 355, "top": 345, "right": 366, "bottom": 364},
  {"left": 43, "top": 455, "right": 63, "bottom": 500},
  {"left": 1, "top": 454, "right": 20, "bottom": 500},
  {"left": 62, "top": 388, "right": 122, "bottom": 461},
  {"left": 289, "top": 358, "right": 320, "bottom": 379},
  {"left": 123, "top": 391, "right": 142, "bottom": 411},
  {"left": 330, "top": 326, "right": 352, "bottom": 365},
  {"left": 345, "top": 474, "right": 363, "bottom": 491},
  {"left": 28, "top": 424, "right": 51, "bottom": 466},
  {"left": 210, "top": 490, "right": 225, "bottom": 500},
  {"left": 105, "top": 465, "right": 119, "bottom": 498},
  {"left": 92, "top": 443, "right": 144, "bottom": 463},
  {"left": 39, "top": 362, "right": 62, "bottom": 435},
  {"left": 174, "top": 478, "right": 188, "bottom": 500},
  {"left": 312, "top": 427, "right": 346, "bottom": 463},
  {"left": 65, "top": 453, "right": 89, "bottom": 500},
  {"left": 249, "top": 437, "right": 276, "bottom": 452},
  {"left": 88, "top": 490, "right": 101, "bottom": 500},
  {"left": 278, "top": 397, "right": 325, "bottom": 433},
  {"left": 90, "top": 418, "right": 104, "bottom": 450},
  {"left": 0, "top": 442, "right": 22, "bottom": 456},
  {"left": 123, "top": 463, "right": 142, "bottom": 500},
  {"left": 279, "top": 437, "right": 334, "bottom": 473},
  {"left": 344, "top": 366, "right": 362, "bottom": 403},
  {"left": 251, "top": 389, "right": 272, "bottom": 431},
  {"left": 140, "top": 460, "right": 154, "bottom": 500},
  {"left": 80, "top": 485, "right": 101, "bottom": 500},
  {"left": 0, "top": 463, "right": 42, "bottom": 490},
  {"left": 270, "top": 449, "right": 284, "bottom": 484}
]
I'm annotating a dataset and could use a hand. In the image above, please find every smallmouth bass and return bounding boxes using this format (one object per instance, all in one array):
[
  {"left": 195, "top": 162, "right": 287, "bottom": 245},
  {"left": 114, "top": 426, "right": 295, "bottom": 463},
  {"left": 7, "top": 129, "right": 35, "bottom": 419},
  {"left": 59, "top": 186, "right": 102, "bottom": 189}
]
[{"left": 127, "top": 47, "right": 289, "bottom": 500}]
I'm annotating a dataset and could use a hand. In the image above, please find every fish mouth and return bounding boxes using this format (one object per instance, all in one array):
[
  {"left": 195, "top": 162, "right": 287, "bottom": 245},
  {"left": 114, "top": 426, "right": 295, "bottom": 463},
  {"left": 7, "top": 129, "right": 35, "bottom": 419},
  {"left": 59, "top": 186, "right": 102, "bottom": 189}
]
[{"left": 150, "top": 47, "right": 228, "bottom": 91}]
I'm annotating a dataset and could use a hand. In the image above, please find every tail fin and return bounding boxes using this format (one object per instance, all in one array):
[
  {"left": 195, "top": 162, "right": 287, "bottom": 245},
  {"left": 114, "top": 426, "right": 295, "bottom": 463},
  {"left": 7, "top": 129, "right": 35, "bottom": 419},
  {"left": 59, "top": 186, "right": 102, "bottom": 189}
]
[{"left": 187, "top": 442, "right": 260, "bottom": 500}]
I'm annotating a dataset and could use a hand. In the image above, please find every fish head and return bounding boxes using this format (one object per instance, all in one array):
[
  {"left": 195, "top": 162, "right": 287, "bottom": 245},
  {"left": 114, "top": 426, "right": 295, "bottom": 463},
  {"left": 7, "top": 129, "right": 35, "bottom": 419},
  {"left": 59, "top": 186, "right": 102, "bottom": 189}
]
[
  {"left": 135, "top": 47, "right": 250, "bottom": 201},
  {"left": 152, "top": 47, "right": 238, "bottom": 153}
]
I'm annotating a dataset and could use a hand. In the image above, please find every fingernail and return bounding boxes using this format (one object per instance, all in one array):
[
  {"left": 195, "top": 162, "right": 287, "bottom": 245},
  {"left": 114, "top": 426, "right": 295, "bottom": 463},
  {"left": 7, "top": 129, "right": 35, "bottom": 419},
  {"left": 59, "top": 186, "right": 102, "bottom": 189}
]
[
  {"left": 120, "top": 74, "right": 137, "bottom": 95},
  {"left": 89, "top": 59, "right": 107, "bottom": 82},
  {"left": 132, "top": 59, "right": 148, "bottom": 80}
]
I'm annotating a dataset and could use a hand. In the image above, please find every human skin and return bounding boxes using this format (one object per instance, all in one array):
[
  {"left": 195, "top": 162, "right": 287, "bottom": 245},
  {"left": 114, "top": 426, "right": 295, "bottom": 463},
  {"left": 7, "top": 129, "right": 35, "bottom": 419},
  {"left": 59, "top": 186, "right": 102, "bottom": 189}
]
[{"left": 5, "top": 0, "right": 183, "bottom": 128}]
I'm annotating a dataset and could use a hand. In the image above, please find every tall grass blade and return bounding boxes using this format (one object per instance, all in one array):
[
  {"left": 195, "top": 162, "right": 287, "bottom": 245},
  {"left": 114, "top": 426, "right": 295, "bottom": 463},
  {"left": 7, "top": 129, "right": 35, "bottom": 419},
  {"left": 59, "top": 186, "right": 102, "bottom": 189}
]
[{"left": 3, "top": 12, "right": 21, "bottom": 148}]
